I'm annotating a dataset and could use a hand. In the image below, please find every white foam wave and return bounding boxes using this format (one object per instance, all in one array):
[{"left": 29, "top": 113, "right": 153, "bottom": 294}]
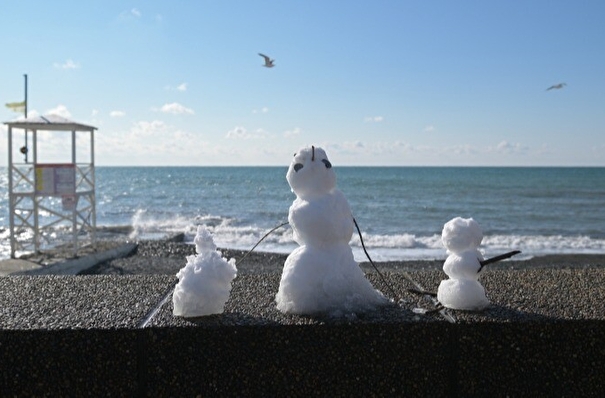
[
  {"left": 195, "top": 218, "right": 295, "bottom": 254},
  {"left": 482, "top": 234, "right": 605, "bottom": 256},
  {"left": 350, "top": 232, "right": 605, "bottom": 261},
  {"left": 2, "top": 210, "right": 603, "bottom": 262},
  {"left": 189, "top": 220, "right": 605, "bottom": 261},
  {"left": 0, "top": 228, "right": 12, "bottom": 259},
  {"left": 120, "top": 210, "right": 605, "bottom": 261},
  {"left": 129, "top": 209, "right": 193, "bottom": 240},
  {"left": 128, "top": 209, "right": 295, "bottom": 253},
  {"left": 350, "top": 232, "right": 444, "bottom": 250}
]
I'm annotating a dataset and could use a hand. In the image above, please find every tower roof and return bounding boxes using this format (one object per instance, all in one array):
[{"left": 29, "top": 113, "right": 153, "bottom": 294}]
[{"left": 4, "top": 114, "right": 96, "bottom": 131}]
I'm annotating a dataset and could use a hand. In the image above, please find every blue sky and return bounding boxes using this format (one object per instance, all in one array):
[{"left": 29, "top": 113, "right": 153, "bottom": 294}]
[{"left": 1, "top": 0, "right": 604, "bottom": 166}]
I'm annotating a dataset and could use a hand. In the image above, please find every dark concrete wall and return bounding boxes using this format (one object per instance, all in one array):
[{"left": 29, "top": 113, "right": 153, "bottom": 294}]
[{"left": 1, "top": 321, "right": 604, "bottom": 397}]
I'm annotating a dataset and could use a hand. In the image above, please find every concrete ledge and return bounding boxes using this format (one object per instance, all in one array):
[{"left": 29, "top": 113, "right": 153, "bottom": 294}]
[
  {"left": 1, "top": 269, "right": 605, "bottom": 396},
  {"left": 10, "top": 243, "right": 137, "bottom": 276},
  {"left": 1, "top": 320, "right": 603, "bottom": 396},
  {"left": 0, "top": 329, "right": 139, "bottom": 396},
  {"left": 144, "top": 321, "right": 604, "bottom": 396},
  {"left": 0, "top": 259, "right": 43, "bottom": 276}
]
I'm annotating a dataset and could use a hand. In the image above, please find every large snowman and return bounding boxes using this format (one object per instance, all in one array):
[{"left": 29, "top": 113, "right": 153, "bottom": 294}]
[
  {"left": 437, "top": 217, "right": 490, "bottom": 311},
  {"left": 275, "top": 146, "right": 387, "bottom": 315}
]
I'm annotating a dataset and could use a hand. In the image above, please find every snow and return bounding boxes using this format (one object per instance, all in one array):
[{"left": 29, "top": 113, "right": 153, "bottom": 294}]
[
  {"left": 437, "top": 217, "right": 490, "bottom": 311},
  {"left": 437, "top": 278, "right": 489, "bottom": 311},
  {"left": 441, "top": 216, "right": 483, "bottom": 254},
  {"left": 172, "top": 226, "right": 237, "bottom": 317},
  {"left": 275, "top": 146, "right": 388, "bottom": 315}
]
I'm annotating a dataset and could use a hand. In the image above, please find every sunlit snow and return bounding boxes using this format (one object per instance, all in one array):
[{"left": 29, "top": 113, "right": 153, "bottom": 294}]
[
  {"left": 437, "top": 217, "right": 490, "bottom": 310},
  {"left": 275, "top": 146, "right": 388, "bottom": 316},
  {"left": 173, "top": 226, "right": 237, "bottom": 317}
]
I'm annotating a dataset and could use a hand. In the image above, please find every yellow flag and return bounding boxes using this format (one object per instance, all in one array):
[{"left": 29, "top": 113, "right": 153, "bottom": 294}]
[{"left": 5, "top": 101, "right": 26, "bottom": 113}]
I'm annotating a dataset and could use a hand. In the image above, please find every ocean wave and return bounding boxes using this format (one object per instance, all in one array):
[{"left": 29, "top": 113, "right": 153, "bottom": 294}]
[
  {"left": 189, "top": 217, "right": 605, "bottom": 261},
  {"left": 481, "top": 234, "right": 605, "bottom": 255},
  {"left": 2, "top": 209, "right": 603, "bottom": 262}
]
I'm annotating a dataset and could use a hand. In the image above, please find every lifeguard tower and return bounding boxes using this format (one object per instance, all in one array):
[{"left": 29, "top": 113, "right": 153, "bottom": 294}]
[{"left": 4, "top": 115, "right": 97, "bottom": 258}]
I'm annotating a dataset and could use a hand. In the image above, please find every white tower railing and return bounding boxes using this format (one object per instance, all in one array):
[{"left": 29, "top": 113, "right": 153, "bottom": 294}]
[{"left": 4, "top": 115, "right": 97, "bottom": 258}]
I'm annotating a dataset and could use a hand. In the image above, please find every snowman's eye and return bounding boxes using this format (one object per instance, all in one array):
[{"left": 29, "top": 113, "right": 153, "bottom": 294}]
[
  {"left": 322, "top": 159, "right": 332, "bottom": 169},
  {"left": 293, "top": 163, "right": 304, "bottom": 172}
]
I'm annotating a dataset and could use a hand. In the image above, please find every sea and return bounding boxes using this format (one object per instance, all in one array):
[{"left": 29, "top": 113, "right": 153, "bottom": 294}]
[{"left": 1, "top": 166, "right": 604, "bottom": 262}]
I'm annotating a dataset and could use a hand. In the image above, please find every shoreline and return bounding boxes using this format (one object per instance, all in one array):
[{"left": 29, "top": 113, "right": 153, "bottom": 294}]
[{"left": 79, "top": 240, "right": 605, "bottom": 276}]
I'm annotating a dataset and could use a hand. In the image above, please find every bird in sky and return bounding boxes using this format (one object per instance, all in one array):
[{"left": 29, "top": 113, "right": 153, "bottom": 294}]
[
  {"left": 258, "top": 53, "right": 275, "bottom": 68},
  {"left": 546, "top": 83, "right": 566, "bottom": 91}
]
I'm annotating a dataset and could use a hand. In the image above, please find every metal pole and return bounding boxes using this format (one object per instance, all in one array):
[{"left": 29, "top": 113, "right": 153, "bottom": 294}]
[
  {"left": 24, "top": 74, "right": 28, "bottom": 163},
  {"left": 72, "top": 130, "right": 77, "bottom": 255},
  {"left": 32, "top": 129, "right": 39, "bottom": 253},
  {"left": 90, "top": 128, "right": 96, "bottom": 247},
  {"left": 8, "top": 126, "right": 16, "bottom": 258}
]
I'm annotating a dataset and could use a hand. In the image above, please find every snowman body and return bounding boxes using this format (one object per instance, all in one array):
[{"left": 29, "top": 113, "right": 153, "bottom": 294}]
[
  {"left": 275, "top": 146, "right": 387, "bottom": 315},
  {"left": 437, "top": 217, "right": 489, "bottom": 311}
]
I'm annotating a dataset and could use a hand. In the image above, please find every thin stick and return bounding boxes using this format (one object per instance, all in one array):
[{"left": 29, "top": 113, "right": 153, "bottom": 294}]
[
  {"left": 408, "top": 288, "right": 437, "bottom": 297},
  {"left": 236, "top": 221, "right": 289, "bottom": 266},
  {"left": 478, "top": 250, "right": 521, "bottom": 272},
  {"left": 353, "top": 217, "right": 399, "bottom": 301}
]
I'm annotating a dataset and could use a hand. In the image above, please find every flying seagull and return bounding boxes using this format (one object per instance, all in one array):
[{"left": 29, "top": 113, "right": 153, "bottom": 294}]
[
  {"left": 546, "top": 83, "right": 566, "bottom": 91},
  {"left": 259, "top": 53, "right": 275, "bottom": 68}
]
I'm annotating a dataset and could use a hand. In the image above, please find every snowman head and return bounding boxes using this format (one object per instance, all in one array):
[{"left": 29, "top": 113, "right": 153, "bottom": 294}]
[
  {"left": 193, "top": 225, "right": 217, "bottom": 253},
  {"left": 286, "top": 145, "right": 336, "bottom": 200},
  {"left": 441, "top": 217, "right": 483, "bottom": 254}
]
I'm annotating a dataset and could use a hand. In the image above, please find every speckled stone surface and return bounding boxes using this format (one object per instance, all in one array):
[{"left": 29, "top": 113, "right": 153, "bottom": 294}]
[
  {"left": 0, "top": 275, "right": 175, "bottom": 329},
  {"left": 1, "top": 243, "right": 605, "bottom": 396}
]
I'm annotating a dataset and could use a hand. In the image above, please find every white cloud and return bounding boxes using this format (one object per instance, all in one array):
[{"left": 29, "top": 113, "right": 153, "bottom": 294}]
[
  {"left": 424, "top": 125, "right": 435, "bottom": 132},
  {"left": 364, "top": 116, "right": 383, "bottom": 123},
  {"left": 0, "top": 125, "right": 7, "bottom": 154},
  {"left": 91, "top": 109, "right": 99, "bottom": 116},
  {"left": 110, "top": 110, "right": 125, "bottom": 117},
  {"left": 225, "top": 126, "right": 268, "bottom": 140},
  {"left": 165, "top": 83, "right": 188, "bottom": 91},
  {"left": 157, "top": 102, "right": 194, "bottom": 115},
  {"left": 326, "top": 141, "right": 367, "bottom": 155},
  {"left": 536, "top": 144, "right": 552, "bottom": 155},
  {"left": 23, "top": 109, "right": 40, "bottom": 119},
  {"left": 53, "top": 59, "right": 80, "bottom": 70},
  {"left": 283, "top": 127, "right": 302, "bottom": 138},
  {"left": 226, "top": 126, "right": 246, "bottom": 139},
  {"left": 46, "top": 104, "right": 71, "bottom": 118},
  {"left": 446, "top": 144, "right": 477, "bottom": 155},
  {"left": 491, "top": 140, "right": 526, "bottom": 154},
  {"left": 130, "top": 120, "right": 168, "bottom": 137},
  {"left": 252, "top": 106, "right": 269, "bottom": 114},
  {"left": 118, "top": 8, "right": 142, "bottom": 21},
  {"left": 93, "top": 119, "right": 208, "bottom": 165}
]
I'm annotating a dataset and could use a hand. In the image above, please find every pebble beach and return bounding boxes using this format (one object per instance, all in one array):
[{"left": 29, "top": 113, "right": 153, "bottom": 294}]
[
  {"left": 81, "top": 239, "right": 605, "bottom": 276},
  {"left": 73, "top": 239, "right": 605, "bottom": 326}
]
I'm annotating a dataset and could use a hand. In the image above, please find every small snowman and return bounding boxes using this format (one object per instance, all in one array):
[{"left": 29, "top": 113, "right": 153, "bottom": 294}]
[
  {"left": 437, "top": 217, "right": 490, "bottom": 311},
  {"left": 173, "top": 225, "right": 237, "bottom": 317},
  {"left": 275, "top": 145, "right": 387, "bottom": 315}
]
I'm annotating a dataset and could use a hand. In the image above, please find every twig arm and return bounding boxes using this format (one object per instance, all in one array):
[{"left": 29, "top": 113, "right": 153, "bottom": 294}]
[
  {"left": 408, "top": 288, "right": 437, "bottom": 297},
  {"left": 236, "top": 221, "right": 289, "bottom": 266},
  {"left": 478, "top": 250, "right": 521, "bottom": 272},
  {"left": 353, "top": 217, "right": 399, "bottom": 301}
]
